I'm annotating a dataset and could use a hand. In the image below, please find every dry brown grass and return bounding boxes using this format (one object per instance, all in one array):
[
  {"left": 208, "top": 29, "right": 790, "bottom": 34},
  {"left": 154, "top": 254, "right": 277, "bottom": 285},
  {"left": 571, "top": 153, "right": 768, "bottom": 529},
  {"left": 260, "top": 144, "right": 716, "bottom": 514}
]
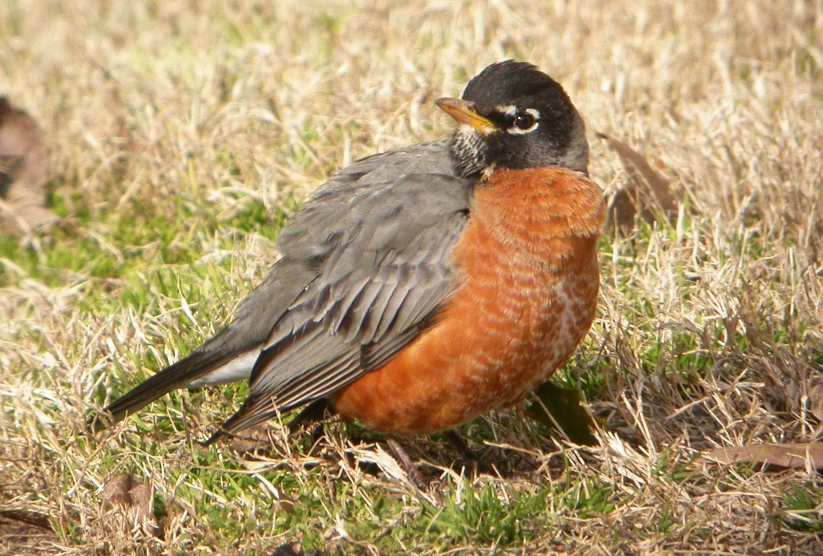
[{"left": 2, "top": 0, "right": 823, "bottom": 554}]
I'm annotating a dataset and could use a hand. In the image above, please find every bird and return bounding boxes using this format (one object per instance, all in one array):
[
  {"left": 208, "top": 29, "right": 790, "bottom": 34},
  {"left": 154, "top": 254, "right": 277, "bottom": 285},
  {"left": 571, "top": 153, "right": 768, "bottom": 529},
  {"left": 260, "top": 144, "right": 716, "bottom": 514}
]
[{"left": 101, "top": 60, "right": 606, "bottom": 456}]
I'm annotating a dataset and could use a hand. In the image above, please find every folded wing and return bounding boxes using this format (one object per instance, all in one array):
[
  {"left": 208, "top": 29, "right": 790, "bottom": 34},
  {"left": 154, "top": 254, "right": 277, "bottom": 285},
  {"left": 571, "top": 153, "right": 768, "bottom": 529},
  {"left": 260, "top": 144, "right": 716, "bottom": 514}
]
[{"left": 103, "top": 141, "right": 473, "bottom": 438}]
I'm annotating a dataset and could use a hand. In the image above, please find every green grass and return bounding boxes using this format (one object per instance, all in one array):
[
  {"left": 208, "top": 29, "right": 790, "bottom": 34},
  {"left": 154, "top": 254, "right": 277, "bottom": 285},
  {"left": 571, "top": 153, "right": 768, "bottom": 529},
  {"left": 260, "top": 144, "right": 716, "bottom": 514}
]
[{"left": 3, "top": 0, "right": 823, "bottom": 554}]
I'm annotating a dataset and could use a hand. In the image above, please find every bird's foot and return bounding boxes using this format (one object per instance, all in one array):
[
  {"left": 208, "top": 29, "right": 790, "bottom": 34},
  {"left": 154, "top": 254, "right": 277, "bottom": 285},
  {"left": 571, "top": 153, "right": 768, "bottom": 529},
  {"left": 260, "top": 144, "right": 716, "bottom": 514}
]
[{"left": 385, "top": 437, "right": 429, "bottom": 491}]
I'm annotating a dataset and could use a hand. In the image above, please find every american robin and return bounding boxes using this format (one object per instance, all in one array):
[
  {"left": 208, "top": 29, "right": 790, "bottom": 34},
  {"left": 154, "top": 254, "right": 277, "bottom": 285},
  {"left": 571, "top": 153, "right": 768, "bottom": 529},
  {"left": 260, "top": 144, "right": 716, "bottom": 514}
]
[{"left": 102, "top": 60, "right": 605, "bottom": 450}]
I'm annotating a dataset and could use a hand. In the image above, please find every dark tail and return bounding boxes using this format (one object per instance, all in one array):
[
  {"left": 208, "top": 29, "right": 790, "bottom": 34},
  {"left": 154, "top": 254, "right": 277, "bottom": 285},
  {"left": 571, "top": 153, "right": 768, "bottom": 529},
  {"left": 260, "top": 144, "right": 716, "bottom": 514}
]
[{"left": 95, "top": 350, "right": 229, "bottom": 430}]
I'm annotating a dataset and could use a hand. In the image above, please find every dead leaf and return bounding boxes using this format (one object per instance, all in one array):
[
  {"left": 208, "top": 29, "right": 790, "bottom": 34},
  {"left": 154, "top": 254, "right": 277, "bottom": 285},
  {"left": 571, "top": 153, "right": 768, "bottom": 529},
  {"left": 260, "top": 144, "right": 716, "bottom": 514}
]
[
  {"left": 0, "top": 97, "right": 58, "bottom": 235},
  {"left": 100, "top": 473, "right": 132, "bottom": 512},
  {"left": 702, "top": 443, "right": 823, "bottom": 470},
  {"left": 606, "top": 187, "right": 637, "bottom": 234},
  {"left": 125, "top": 483, "right": 154, "bottom": 524},
  {"left": 100, "top": 473, "right": 160, "bottom": 534},
  {"left": 598, "top": 132, "right": 680, "bottom": 233},
  {"left": 0, "top": 511, "right": 58, "bottom": 556},
  {"left": 808, "top": 376, "right": 823, "bottom": 423},
  {"left": 525, "top": 381, "right": 599, "bottom": 446},
  {"left": 228, "top": 423, "right": 277, "bottom": 454},
  {"left": 278, "top": 493, "right": 296, "bottom": 515},
  {"left": 0, "top": 510, "right": 52, "bottom": 530}
]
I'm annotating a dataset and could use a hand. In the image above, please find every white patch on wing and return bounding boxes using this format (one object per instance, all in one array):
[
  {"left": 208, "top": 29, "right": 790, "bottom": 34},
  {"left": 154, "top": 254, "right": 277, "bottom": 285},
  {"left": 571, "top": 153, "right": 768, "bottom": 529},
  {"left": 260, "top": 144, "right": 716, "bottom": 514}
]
[{"left": 185, "top": 349, "right": 261, "bottom": 387}]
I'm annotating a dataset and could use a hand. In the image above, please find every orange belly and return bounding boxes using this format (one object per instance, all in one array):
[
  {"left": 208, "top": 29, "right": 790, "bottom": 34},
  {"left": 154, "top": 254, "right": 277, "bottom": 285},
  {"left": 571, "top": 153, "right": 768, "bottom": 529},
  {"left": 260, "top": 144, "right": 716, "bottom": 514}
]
[{"left": 331, "top": 166, "right": 606, "bottom": 435}]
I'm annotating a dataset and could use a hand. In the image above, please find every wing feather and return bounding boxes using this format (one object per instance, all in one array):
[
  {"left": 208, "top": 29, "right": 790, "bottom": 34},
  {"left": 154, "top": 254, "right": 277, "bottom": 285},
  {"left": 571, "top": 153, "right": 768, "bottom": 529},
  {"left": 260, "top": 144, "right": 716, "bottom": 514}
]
[
  {"left": 217, "top": 167, "right": 472, "bottom": 435},
  {"left": 104, "top": 140, "right": 474, "bottom": 439}
]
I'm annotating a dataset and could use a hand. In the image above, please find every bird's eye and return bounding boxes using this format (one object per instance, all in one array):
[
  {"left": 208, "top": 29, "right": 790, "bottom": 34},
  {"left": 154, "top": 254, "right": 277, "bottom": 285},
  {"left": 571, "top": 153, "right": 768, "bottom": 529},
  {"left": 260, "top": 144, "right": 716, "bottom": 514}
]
[
  {"left": 514, "top": 114, "right": 535, "bottom": 130},
  {"left": 507, "top": 109, "right": 540, "bottom": 134}
]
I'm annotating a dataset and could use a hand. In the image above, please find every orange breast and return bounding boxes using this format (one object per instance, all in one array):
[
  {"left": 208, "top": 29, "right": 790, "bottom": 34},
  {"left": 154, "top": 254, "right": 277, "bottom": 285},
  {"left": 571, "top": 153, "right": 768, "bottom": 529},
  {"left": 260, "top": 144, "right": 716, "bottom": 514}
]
[{"left": 331, "top": 166, "right": 606, "bottom": 435}]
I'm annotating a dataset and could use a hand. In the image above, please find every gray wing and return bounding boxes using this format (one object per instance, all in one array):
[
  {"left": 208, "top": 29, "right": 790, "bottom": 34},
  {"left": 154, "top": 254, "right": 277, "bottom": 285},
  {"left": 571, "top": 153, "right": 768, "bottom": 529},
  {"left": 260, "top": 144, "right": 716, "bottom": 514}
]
[
  {"left": 103, "top": 141, "right": 472, "bottom": 432},
  {"left": 210, "top": 153, "right": 472, "bottom": 440}
]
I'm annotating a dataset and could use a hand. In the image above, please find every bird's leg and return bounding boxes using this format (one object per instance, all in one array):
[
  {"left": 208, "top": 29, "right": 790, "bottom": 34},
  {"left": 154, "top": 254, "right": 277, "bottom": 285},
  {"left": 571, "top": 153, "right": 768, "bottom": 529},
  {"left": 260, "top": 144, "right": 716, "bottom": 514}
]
[
  {"left": 290, "top": 405, "right": 427, "bottom": 488},
  {"left": 444, "top": 430, "right": 477, "bottom": 462},
  {"left": 288, "top": 399, "right": 334, "bottom": 433},
  {"left": 385, "top": 437, "right": 428, "bottom": 491},
  {"left": 445, "top": 430, "right": 491, "bottom": 474}
]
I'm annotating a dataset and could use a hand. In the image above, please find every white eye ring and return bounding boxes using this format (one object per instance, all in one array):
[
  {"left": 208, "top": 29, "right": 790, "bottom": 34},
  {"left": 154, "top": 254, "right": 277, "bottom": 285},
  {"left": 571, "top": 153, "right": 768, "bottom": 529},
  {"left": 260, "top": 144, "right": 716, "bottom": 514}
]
[{"left": 508, "top": 108, "right": 540, "bottom": 134}]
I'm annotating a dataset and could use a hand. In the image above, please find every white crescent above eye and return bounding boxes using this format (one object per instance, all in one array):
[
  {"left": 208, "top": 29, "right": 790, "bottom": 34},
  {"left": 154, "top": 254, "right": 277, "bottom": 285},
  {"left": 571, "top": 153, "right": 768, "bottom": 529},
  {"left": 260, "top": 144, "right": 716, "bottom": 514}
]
[{"left": 507, "top": 108, "right": 541, "bottom": 135}]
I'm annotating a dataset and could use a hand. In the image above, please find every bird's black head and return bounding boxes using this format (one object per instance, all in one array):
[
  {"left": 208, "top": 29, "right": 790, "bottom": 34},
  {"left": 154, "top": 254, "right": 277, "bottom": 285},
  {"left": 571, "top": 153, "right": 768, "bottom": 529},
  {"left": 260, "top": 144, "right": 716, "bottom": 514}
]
[{"left": 438, "top": 60, "right": 588, "bottom": 179}]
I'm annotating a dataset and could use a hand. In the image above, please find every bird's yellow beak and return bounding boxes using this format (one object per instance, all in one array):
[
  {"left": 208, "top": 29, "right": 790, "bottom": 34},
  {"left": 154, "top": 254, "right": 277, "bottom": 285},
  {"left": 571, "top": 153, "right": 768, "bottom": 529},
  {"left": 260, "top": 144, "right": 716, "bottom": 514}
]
[{"left": 436, "top": 98, "right": 496, "bottom": 135}]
